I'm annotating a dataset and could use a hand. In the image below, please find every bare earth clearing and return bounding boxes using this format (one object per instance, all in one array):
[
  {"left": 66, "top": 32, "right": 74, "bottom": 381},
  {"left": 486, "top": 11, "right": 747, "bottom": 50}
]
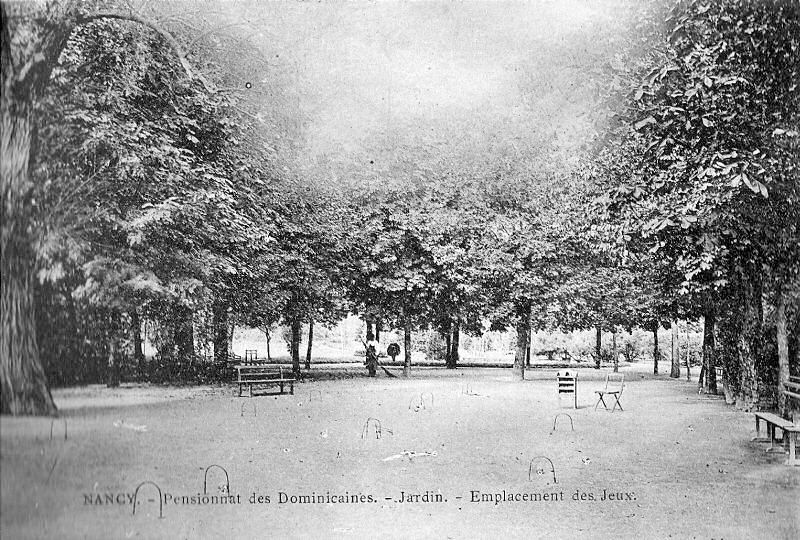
[{"left": 2, "top": 366, "right": 798, "bottom": 539}]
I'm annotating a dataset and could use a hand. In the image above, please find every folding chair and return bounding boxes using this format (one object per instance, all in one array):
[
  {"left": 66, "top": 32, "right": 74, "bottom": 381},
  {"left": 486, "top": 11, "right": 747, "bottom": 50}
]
[
  {"left": 595, "top": 373, "right": 624, "bottom": 412},
  {"left": 556, "top": 370, "right": 578, "bottom": 409}
]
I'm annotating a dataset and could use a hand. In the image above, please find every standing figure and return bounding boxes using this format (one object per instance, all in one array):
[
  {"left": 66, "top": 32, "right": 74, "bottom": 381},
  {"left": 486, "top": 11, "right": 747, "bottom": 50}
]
[{"left": 365, "top": 342, "right": 378, "bottom": 377}]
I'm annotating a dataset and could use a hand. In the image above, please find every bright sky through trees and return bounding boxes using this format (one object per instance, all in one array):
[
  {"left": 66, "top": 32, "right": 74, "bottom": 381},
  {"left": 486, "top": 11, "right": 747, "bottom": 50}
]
[{"left": 216, "top": 0, "right": 662, "bottom": 179}]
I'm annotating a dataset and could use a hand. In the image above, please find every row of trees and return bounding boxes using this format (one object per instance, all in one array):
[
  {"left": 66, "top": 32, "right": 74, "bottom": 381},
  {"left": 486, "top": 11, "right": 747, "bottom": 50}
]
[
  {"left": 594, "top": 0, "right": 800, "bottom": 413},
  {"left": 1, "top": 0, "right": 798, "bottom": 415}
]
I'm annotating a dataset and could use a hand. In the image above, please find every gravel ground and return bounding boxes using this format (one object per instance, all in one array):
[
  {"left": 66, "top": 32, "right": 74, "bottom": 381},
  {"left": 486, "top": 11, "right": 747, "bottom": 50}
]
[{"left": 2, "top": 366, "right": 798, "bottom": 539}]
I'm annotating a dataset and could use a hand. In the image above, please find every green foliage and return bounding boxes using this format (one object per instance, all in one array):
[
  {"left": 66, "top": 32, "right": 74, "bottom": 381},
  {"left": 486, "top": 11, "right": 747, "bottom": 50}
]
[{"left": 602, "top": 0, "right": 799, "bottom": 296}]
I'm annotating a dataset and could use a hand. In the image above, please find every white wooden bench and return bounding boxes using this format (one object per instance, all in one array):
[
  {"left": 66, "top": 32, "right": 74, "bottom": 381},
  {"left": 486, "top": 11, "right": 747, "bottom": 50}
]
[{"left": 235, "top": 365, "right": 295, "bottom": 397}]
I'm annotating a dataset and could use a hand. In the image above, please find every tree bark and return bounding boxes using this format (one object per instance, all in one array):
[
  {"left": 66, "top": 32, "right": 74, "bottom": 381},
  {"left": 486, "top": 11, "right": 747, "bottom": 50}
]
[
  {"left": 612, "top": 330, "right": 618, "bottom": 373},
  {"left": 702, "top": 310, "right": 717, "bottom": 394},
  {"left": 290, "top": 318, "right": 302, "bottom": 377},
  {"left": 131, "top": 309, "right": 144, "bottom": 363},
  {"left": 444, "top": 327, "right": 452, "bottom": 367},
  {"left": 685, "top": 325, "right": 691, "bottom": 381},
  {"left": 403, "top": 317, "right": 412, "bottom": 377},
  {"left": 106, "top": 311, "right": 121, "bottom": 388},
  {"left": 670, "top": 321, "right": 680, "bottom": 378},
  {"left": 305, "top": 319, "right": 313, "bottom": 370},
  {"left": 212, "top": 301, "right": 228, "bottom": 364},
  {"left": 375, "top": 320, "right": 381, "bottom": 342},
  {"left": 514, "top": 305, "right": 531, "bottom": 380},
  {"left": 776, "top": 292, "right": 789, "bottom": 417},
  {"left": 526, "top": 321, "right": 532, "bottom": 367},
  {"left": 717, "top": 303, "right": 740, "bottom": 405},
  {"left": 450, "top": 320, "right": 460, "bottom": 369},
  {"left": 0, "top": 9, "right": 62, "bottom": 414},
  {"left": 594, "top": 326, "right": 602, "bottom": 369},
  {"left": 737, "top": 272, "right": 762, "bottom": 410},
  {"left": 265, "top": 327, "right": 271, "bottom": 361},
  {"left": 653, "top": 321, "right": 659, "bottom": 375}
]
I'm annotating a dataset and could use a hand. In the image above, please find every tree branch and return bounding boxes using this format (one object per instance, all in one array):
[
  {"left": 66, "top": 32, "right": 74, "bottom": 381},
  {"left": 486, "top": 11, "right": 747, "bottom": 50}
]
[{"left": 75, "top": 10, "right": 215, "bottom": 93}]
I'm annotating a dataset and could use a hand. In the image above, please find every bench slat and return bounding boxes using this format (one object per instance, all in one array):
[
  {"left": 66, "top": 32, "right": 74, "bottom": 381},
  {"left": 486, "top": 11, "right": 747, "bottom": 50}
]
[{"left": 755, "top": 412, "right": 795, "bottom": 428}]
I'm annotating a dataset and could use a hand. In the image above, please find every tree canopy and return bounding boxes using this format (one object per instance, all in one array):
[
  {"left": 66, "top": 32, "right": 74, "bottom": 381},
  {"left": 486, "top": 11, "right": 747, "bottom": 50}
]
[{"left": 1, "top": 0, "right": 797, "bottom": 415}]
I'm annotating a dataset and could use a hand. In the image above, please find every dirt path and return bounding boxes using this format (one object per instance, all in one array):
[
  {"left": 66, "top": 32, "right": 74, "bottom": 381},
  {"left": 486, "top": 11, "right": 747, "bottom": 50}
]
[{"left": 2, "top": 367, "right": 798, "bottom": 539}]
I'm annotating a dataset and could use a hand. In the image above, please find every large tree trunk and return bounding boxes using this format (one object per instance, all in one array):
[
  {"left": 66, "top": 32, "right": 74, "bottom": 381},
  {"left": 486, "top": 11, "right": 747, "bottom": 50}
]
[
  {"left": 594, "top": 326, "right": 602, "bottom": 369},
  {"left": 653, "top": 321, "right": 659, "bottom": 375},
  {"left": 717, "top": 303, "right": 740, "bottom": 405},
  {"left": 702, "top": 310, "right": 717, "bottom": 394},
  {"left": 375, "top": 320, "right": 381, "bottom": 342},
  {"left": 403, "top": 317, "right": 412, "bottom": 377},
  {"left": 1, "top": 258, "right": 55, "bottom": 414},
  {"left": 290, "top": 318, "right": 301, "bottom": 376},
  {"left": 0, "top": 10, "right": 60, "bottom": 414},
  {"left": 514, "top": 305, "right": 531, "bottom": 380},
  {"left": 737, "top": 272, "right": 762, "bottom": 411},
  {"left": 212, "top": 300, "right": 228, "bottom": 364},
  {"left": 305, "top": 319, "right": 313, "bottom": 370},
  {"left": 670, "top": 321, "right": 680, "bottom": 378},
  {"left": 776, "top": 292, "right": 789, "bottom": 417}
]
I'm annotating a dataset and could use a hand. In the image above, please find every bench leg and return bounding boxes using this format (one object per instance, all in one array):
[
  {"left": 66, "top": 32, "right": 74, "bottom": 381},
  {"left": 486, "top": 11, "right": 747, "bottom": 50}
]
[
  {"left": 752, "top": 417, "right": 770, "bottom": 442},
  {"left": 238, "top": 384, "right": 242, "bottom": 397},
  {"left": 766, "top": 425, "right": 788, "bottom": 453},
  {"left": 280, "top": 382, "right": 284, "bottom": 394},
  {"left": 290, "top": 383, "right": 294, "bottom": 395},
  {"left": 788, "top": 433, "right": 798, "bottom": 466},
  {"left": 249, "top": 383, "right": 253, "bottom": 397}
]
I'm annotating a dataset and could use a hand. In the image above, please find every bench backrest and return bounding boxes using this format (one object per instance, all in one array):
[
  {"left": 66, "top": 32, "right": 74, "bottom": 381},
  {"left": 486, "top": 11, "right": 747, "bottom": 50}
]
[
  {"left": 785, "top": 376, "right": 800, "bottom": 424},
  {"left": 236, "top": 365, "right": 285, "bottom": 381}
]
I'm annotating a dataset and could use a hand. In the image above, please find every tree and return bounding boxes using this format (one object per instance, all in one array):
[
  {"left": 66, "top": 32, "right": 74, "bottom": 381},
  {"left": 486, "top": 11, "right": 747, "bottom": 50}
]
[
  {"left": 1, "top": 1, "right": 206, "bottom": 414},
  {"left": 2, "top": 0, "right": 283, "bottom": 412}
]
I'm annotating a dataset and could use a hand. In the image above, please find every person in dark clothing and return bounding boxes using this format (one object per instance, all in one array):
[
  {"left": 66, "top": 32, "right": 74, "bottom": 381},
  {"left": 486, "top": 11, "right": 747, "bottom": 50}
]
[{"left": 365, "top": 343, "right": 378, "bottom": 377}]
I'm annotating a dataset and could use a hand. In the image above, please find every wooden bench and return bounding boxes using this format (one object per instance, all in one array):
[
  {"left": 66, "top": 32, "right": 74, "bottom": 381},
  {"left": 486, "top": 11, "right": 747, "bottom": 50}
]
[
  {"left": 752, "top": 376, "right": 800, "bottom": 466},
  {"left": 235, "top": 365, "right": 295, "bottom": 397}
]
